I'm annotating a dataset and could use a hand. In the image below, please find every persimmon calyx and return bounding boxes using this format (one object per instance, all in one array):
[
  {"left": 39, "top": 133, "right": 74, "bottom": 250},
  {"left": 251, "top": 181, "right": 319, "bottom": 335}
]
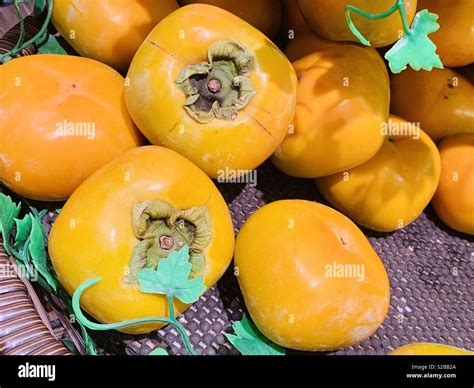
[
  {"left": 124, "top": 200, "right": 212, "bottom": 285},
  {"left": 175, "top": 39, "right": 256, "bottom": 123}
]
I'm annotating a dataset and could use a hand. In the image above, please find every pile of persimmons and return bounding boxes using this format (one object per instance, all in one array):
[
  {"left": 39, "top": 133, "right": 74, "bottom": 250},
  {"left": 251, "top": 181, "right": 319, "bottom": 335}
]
[{"left": 0, "top": 0, "right": 472, "bottom": 355}]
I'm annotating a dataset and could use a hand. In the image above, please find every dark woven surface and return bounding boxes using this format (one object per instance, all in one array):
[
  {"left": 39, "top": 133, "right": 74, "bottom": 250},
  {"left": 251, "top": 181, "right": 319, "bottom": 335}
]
[{"left": 107, "top": 161, "right": 473, "bottom": 355}]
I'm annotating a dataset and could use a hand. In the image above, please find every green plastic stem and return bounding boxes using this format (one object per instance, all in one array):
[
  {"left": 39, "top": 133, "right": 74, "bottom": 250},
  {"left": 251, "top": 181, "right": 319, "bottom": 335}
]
[
  {"left": 1, "top": 0, "right": 54, "bottom": 63},
  {"left": 12, "top": 1, "right": 24, "bottom": 51},
  {"left": 72, "top": 278, "right": 198, "bottom": 355},
  {"left": 345, "top": 0, "right": 412, "bottom": 46}
]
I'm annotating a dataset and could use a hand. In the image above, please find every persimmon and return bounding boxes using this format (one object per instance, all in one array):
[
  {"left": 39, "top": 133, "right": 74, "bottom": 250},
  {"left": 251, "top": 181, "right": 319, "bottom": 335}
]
[
  {"left": 390, "top": 343, "right": 473, "bottom": 355},
  {"left": 49, "top": 146, "right": 235, "bottom": 334},
  {"left": 316, "top": 116, "right": 441, "bottom": 232},
  {"left": 180, "top": 0, "right": 282, "bottom": 37},
  {"left": 432, "top": 133, "right": 474, "bottom": 235},
  {"left": 284, "top": 32, "right": 388, "bottom": 81},
  {"left": 125, "top": 5, "right": 297, "bottom": 178},
  {"left": 272, "top": 45, "right": 389, "bottom": 178},
  {"left": 280, "top": 0, "right": 311, "bottom": 36},
  {"left": 0, "top": 54, "right": 143, "bottom": 201},
  {"left": 297, "top": 0, "right": 417, "bottom": 47},
  {"left": 52, "top": 0, "right": 179, "bottom": 72},
  {"left": 417, "top": 0, "right": 474, "bottom": 67},
  {"left": 234, "top": 200, "right": 390, "bottom": 351},
  {"left": 391, "top": 67, "right": 474, "bottom": 141}
]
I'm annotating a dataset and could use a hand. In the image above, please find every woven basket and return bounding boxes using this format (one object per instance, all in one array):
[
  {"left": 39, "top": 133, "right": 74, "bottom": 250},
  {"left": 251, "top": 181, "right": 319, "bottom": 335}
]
[{"left": 0, "top": 5, "right": 472, "bottom": 356}]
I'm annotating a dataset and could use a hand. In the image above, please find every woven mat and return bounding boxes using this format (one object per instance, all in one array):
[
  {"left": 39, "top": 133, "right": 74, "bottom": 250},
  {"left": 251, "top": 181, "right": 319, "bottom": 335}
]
[{"left": 93, "top": 161, "right": 472, "bottom": 356}]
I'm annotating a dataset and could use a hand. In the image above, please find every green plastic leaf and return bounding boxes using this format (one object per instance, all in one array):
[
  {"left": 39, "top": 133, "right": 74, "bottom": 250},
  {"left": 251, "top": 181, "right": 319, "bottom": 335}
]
[
  {"left": 37, "top": 34, "right": 68, "bottom": 55},
  {"left": 149, "top": 348, "right": 168, "bottom": 356},
  {"left": 225, "top": 315, "right": 286, "bottom": 356},
  {"left": 138, "top": 245, "right": 206, "bottom": 304},
  {"left": 0, "top": 193, "right": 21, "bottom": 245},
  {"left": 14, "top": 215, "right": 32, "bottom": 251},
  {"left": 385, "top": 10, "right": 444, "bottom": 74},
  {"left": 28, "top": 216, "right": 58, "bottom": 291},
  {"left": 33, "top": 0, "right": 47, "bottom": 16}
]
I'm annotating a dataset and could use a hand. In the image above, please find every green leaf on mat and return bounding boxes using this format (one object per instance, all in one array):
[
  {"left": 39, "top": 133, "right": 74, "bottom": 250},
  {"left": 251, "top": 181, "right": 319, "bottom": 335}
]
[
  {"left": 28, "top": 216, "right": 58, "bottom": 291},
  {"left": 225, "top": 315, "right": 286, "bottom": 356},
  {"left": 385, "top": 10, "right": 444, "bottom": 74},
  {"left": 37, "top": 34, "right": 68, "bottom": 55},
  {"left": 33, "top": 0, "right": 47, "bottom": 16},
  {"left": 138, "top": 245, "right": 206, "bottom": 304},
  {"left": 14, "top": 215, "right": 32, "bottom": 251},
  {"left": 0, "top": 193, "right": 21, "bottom": 245},
  {"left": 150, "top": 348, "right": 168, "bottom": 356}
]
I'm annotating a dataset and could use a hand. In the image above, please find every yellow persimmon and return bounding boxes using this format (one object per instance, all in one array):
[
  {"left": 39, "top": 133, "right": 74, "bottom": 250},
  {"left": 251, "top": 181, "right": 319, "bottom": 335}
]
[
  {"left": 49, "top": 146, "right": 235, "bottom": 334},
  {"left": 0, "top": 54, "right": 143, "bottom": 201},
  {"left": 52, "top": 0, "right": 179, "bottom": 72},
  {"left": 391, "top": 67, "right": 474, "bottom": 141},
  {"left": 125, "top": 5, "right": 297, "bottom": 178},
  {"left": 316, "top": 116, "right": 441, "bottom": 232},
  {"left": 432, "top": 133, "right": 474, "bottom": 235},
  {"left": 273, "top": 45, "right": 389, "bottom": 178},
  {"left": 234, "top": 200, "right": 390, "bottom": 351},
  {"left": 390, "top": 343, "right": 473, "bottom": 355},
  {"left": 297, "top": 0, "right": 417, "bottom": 47}
]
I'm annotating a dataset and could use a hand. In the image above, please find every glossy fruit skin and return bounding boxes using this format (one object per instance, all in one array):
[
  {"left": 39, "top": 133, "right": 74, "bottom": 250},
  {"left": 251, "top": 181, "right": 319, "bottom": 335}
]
[
  {"left": 432, "top": 134, "right": 474, "bottom": 235},
  {"left": 272, "top": 45, "right": 389, "bottom": 178},
  {"left": 280, "top": 0, "right": 311, "bottom": 36},
  {"left": 298, "top": 0, "right": 417, "bottom": 47},
  {"left": 52, "top": 0, "right": 179, "bottom": 72},
  {"left": 390, "top": 343, "right": 473, "bottom": 355},
  {"left": 0, "top": 54, "right": 143, "bottom": 202},
  {"left": 125, "top": 5, "right": 297, "bottom": 179},
  {"left": 316, "top": 117, "right": 441, "bottom": 232},
  {"left": 234, "top": 200, "right": 390, "bottom": 351},
  {"left": 391, "top": 68, "right": 474, "bottom": 141},
  {"left": 418, "top": 0, "right": 474, "bottom": 67},
  {"left": 284, "top": 32, "right": 389, "bottom": 81},
  {"left": 49, "top": 146, "right": 235, "bottom": 334},
  {"left": 180, "top": 0, "right": 282, "bottom": 37}
]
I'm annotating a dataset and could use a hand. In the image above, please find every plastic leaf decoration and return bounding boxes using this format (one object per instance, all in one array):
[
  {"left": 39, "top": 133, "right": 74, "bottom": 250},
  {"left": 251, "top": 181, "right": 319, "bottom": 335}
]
[
  {"left": 28, "top": 216, "right": 58, "bottom": 291},
  {"left": 149, "top": 348, "right": 169, "bottom": 356},
  {"left": 385, "top": 10, "right": 444, "bottom": 74},
  {"left": 0, "top": 194, "right": 21, "bottom": 246},
  {"left": 225, "top": 315, "right": 286, "bottom": 356},
  {"left": 37, "top": 34, "right": 68, "bottom": 55},
  {"left": 138, "top": 245, "right": 206, "bottom": 304}
]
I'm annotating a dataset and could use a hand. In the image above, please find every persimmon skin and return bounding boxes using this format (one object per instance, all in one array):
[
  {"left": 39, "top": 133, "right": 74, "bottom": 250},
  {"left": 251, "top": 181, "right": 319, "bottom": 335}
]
[
  {"left": 234, "top": 200, "right": 390, "bottom": 351},
  {"left": 298, "top": 0, "right": 417, "bottom": 48},
  {"left": 316, "top": 117, "right": 441, "bottom": 232},
  {"left": 391, "top": 68, "right": 474, "bottom": 141},
  {"left": 52, "top": 0, "right": 179, "bottom": 72},
  {"left": 390, "top": 343, "right": 473, "bottom": 355},
  {"left": 432, "top": 134, "right": 474, "bottom": 235},
  {"left": 125, "top": 5, "right": 297, "bottom": 178},
  {"left": 418, "top": 0, "right": 474, "bottom": 67},
  {"left": 272, "top": 45, "right": 389, "bottom": 178},
  {"left": 284, "top": 32, "right": 389, "bottom": 81},
  {"left": 180, "top": 0, "right": 282, "bottom": 37},
  {"left": 49, "top": 146, "right": 235, "bottom": 334},
  {"left": 0, "top": 54, "right": 143, "bottom": 202},
  {"left": 280, "top": 0, "right": 311, "bottom": 36}
]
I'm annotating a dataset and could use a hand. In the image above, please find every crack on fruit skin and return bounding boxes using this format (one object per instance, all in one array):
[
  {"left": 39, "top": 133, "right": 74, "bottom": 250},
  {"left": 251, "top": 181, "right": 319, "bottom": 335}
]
[{"left": 147, "top": 40, "right": 184, "bottom": 64}]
